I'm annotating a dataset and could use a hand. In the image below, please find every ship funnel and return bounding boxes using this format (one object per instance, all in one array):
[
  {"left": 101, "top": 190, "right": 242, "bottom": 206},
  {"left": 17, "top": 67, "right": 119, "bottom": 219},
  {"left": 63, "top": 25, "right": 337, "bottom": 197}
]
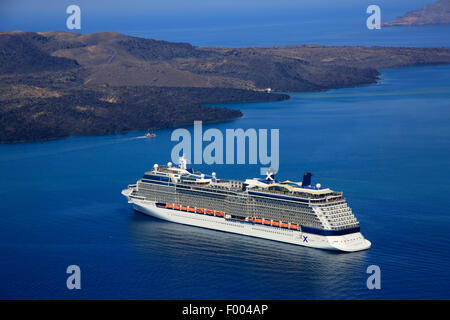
[
  {"left": 265, "top": 168, "right": 276, "bottom": 182},
  {"left": 302, "top": 172, "right": 312, "bottom": 187}
]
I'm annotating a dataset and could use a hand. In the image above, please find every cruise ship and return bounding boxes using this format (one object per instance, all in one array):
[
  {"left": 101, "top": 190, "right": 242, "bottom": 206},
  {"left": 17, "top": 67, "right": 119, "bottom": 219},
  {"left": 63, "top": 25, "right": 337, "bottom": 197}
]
[{"left": 122, "top": 156, "right": 371, "bottom": 252}]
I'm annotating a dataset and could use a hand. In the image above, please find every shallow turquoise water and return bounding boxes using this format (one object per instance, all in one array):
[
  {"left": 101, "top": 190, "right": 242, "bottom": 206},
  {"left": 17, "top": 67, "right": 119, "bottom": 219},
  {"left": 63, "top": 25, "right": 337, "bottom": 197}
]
[{"left": 0, "top": 64, "right": 449, "bottom": 299}]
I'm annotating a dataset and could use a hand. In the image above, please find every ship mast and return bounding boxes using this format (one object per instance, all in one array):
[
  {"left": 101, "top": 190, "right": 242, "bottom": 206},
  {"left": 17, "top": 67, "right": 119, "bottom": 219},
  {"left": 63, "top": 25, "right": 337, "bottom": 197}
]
[{"left": 179, "top": 155, "right": 187, "bottom": 170}]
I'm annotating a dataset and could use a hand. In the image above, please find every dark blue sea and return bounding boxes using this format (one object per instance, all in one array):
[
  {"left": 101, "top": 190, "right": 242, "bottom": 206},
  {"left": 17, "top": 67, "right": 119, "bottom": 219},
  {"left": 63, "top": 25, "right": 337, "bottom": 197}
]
[
  {"left": 1, "top": 0, "right": 450, "bottom": 299},
  {"left": 1, "top": 64, "right": 449, "bottom": 299}
]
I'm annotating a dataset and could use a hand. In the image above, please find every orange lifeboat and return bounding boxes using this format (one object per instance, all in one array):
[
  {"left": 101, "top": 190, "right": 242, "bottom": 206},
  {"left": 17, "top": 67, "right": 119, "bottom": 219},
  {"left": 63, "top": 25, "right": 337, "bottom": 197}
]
[
  {"left": 289, "top": 224, "right": 298, "bottom": 230},
  {"left": 166, "top": 204, "right": 173, "bottom": 209},
  {"left": 281, "top": 222, "right": 288, "bottom": 228},
  {"left": 181, "top": 206, "right": 187, "bottom": 211},
  {"left": 249, "top": 217, "right": 254, "bottom": 222},
  {"left": 187, "top": 207, "right": 195, "bottom": 213},
  {"left": 216, "top": 211, "right": 224, "bottom": 217},
  {"left": 196, "top": 208, "right": 204, "bottom": 214},
  {"left": 255, "top": 218, "right": 262, "bottom": 224},
  {"left": 263, "top": 220, "right": 271, "bottom": 225},
  {"left": 174, "top": 205, "right": 180, "bottom": 210},
  {"left": 272, "top": 221, "right": 280, "bottom": 227},
  {"left": 206, "top": 209, "right": 214, "bottom": 215}
]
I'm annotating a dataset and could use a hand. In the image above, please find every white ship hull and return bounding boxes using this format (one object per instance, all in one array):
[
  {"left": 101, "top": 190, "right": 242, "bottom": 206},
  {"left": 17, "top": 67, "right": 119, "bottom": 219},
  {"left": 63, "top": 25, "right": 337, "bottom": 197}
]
[{"left": 123, "top": 190, "right": 371, "bottom": 252}]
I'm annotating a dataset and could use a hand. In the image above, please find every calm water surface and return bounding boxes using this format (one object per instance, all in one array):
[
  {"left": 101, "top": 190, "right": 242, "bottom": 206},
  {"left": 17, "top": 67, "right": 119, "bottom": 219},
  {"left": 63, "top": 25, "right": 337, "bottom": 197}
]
[
  {"left": 2, "top": 1, "right": 450, "bottom": 48},
  {"left": 0, "top": 65, "right": 449, "bottom": 299}
]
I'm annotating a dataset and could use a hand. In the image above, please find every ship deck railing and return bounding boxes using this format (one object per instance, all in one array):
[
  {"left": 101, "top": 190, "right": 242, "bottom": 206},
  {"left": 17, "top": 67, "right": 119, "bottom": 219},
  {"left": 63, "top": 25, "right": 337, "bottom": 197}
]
[
  {"left": 310, "top": 197, "right": 346, "bottom": 204},
  {"left": 251, "top": 188, "right": 343, "bottom": 201}
]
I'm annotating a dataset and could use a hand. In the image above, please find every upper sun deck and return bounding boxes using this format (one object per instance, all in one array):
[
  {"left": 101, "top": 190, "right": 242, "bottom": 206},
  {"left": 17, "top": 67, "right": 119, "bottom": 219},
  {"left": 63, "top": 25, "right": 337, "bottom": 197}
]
[
  {"left": 143, "top": 158, "right": 217, "bottom": 185},
  {"left": 140, "top": 158, "right": 344, "bottom": 203},
  {"left": 248, "top": 185, "right": 343, "bottom": 202},
  {"left": 243, "top": 171, "right": 343, "bottom": 201}
]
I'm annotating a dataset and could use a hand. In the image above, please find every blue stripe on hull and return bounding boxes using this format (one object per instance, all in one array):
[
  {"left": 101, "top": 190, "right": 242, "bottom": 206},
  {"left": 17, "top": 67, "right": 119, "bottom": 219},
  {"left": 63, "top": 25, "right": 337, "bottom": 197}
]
[{"left": 301, "top": 226, "right": 360, "bottom": 236}]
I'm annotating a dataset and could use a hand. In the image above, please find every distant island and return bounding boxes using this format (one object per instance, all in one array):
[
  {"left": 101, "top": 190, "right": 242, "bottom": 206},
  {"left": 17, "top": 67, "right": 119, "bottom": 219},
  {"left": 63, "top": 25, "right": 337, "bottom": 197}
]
[
  {"left": 1, "top": 31, "right": 450, "bottom": 143},
  {"left": 383, "top": 0, "right": 450, "bottom": 27}
]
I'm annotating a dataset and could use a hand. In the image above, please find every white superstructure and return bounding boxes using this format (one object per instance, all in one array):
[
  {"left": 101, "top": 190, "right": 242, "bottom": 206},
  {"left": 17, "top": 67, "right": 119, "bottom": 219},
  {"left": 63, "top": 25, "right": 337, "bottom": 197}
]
[{"left": 122, "top": 157, "right": 371, "bottom": 252}]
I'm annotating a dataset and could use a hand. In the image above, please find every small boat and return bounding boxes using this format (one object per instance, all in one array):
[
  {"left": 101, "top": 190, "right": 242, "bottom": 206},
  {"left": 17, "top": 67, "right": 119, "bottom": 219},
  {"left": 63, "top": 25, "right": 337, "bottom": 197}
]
[
  {"left": 166, "top": 204, "right": 173, "bottom": 209},
  {"left": 272, "top": 221, "right": 280, "bottom": 227},
  {"left": 196, "top": 208, "right": 204, "bottom": 214},
  {"left": 289, "top": 224, "right": 298, "bottom": 230},
  {"left": 174, "top": 205, "right": 180, "bottom": 210},
  {"left": 281, "top": 222, "right": 288, "bottom": 228},
  {"left": 145, "top": 130, "right": 156, "bottom": 138},
  {"left": 187, "top": 207, "right": 195, "bottom": 213},
  {"left": 255, "top": 218, "right": 262, "bottom": 224},
  {"left": 263, "top": 220, "right": 271, "bottom": 225},
  {"left": 181, "top": 206, "right": 187, "bottom": 211},
  {"left": 206, "top": 210, "right": 214, "bottom": 215}
]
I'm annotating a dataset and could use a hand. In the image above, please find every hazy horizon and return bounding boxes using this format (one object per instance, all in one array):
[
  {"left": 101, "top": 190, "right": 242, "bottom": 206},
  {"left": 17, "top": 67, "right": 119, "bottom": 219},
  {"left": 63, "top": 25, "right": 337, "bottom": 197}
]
[
  {"left": 1, "top": 1, "right": 449, "bottom": 47},
  {"left": 0, "top": 0, "right": 431, "bottom": 32}
]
